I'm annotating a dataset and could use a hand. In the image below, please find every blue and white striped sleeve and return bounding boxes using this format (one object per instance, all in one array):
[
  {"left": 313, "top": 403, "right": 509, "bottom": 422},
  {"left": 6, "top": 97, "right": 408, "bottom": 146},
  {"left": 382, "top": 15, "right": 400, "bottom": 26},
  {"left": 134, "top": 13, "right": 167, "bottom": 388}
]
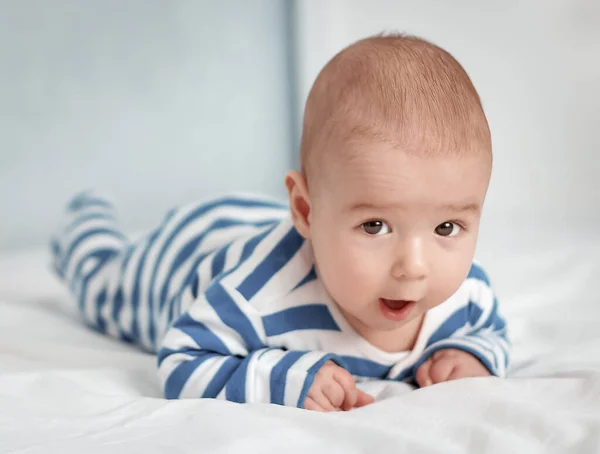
[
  {"left": 414, "top": 263, "right": 510, "bottom": 378},
  {"left": 156, "top": 223, "right": 339, "bottom": 408}
]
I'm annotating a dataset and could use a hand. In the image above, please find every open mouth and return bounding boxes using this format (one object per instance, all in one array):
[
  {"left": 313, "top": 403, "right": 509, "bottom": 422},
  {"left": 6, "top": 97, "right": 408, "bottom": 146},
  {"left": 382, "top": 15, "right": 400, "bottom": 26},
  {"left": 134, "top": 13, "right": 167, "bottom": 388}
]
[{"left": 379, "top": 298, "right": 416, "bottom": 321}]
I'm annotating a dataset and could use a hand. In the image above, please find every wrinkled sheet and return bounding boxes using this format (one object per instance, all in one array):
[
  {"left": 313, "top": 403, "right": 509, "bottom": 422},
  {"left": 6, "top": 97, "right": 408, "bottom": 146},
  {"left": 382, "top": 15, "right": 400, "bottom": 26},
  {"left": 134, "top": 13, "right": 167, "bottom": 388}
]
[{"left": 1, "top": 223, "right": 599, "bottom": 453}]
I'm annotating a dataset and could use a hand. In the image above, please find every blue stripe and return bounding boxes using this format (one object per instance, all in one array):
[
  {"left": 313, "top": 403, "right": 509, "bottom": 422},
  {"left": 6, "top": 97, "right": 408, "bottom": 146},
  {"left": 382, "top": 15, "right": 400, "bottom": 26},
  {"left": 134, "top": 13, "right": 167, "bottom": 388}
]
[
  {"left": 338, "top": 355, "right": 391, "bottom": 379},
  {"left": 163, "top": 250, "right": 212, "bottom": 325},
  {"left": 115, "top": 245, "right": 142, "bottom": 342},
  {"left": 68, "top": 194, "right": 113, "bottom": 212},
  {"left": 61, "top": 228, "right": 124, "bottom": 274},
  {"left": 110, "top": 245, "right": 135, "bottom": 339},
  {"left": 149, "top": 217, "right": 237, "bottom": 338},
  {"left": 64, "top": 212, "right": 116, "bottom": 236},
  {"left": 157, "top": 223, "right": 277, "bottom": 329},
  {"left": 293, "top": 266, "right": 317, "bottom": 290},
  {"left": 149, "top": 236, "right": 205, "bottom": 344},
  {"left": 118, "top": 331, "right": 135, "bottom": 344},
  {"left": 468, "top": 300, "right": 483, "bottom": 325},
  {"left": 262, "top": 304, "right": 340, "bottom": 337},
  {"left": 95, "top": 287, "right": 108, "bottom": 334},
  {"left": 112, "top": 287, "right": 124, "bottom": 332},
  {"left": 190, "top": 274, "right": 200, "bottom": 299},
  {"left": 225, "top": 352, "right": 256, "bottom": 403},
  {"left": 156, "top": 233, "right": 208, "bottom": 308},
  {"left": 128, "top": 209, "right": 177, "bottom": 347},
  {"left": 156, "top": 218, "right": 274, "bottom": 313},
  {"left": 202, "top": 356, "right": 242, "bottom": 398},
  {"left": 130, "top": 231, "right": 161, "bottom": 343},
  {"left": 179, "top": 251, "right": 212, "bottom": 301},
  {"left": 50, "top": 237, "right": 63, "bottom": 277},
  {"left": 185, "top": 224, "right": 278, "bottom": 300},
  {"left": 468, "top": 334, "right": 498, "bottom": 370},
  {"left": 237, "top": 226, "right": 305, "bottom": 300},
  {"left": 166, "top": 293, "right": 181, "bottom": 324},
  {"left": 69, "top": 248, "right": 118, "bottom": 292},
  {"left": 157, "top": 346, "right": 215, "bottom": 366},
  {"left": 467, "top": 263, "right": 490, "bottom": 286},
  {"left": 205, "top": 283, "right": 263, "bottom": 350},
  {"left": 167, "top": 312, "right": 232, "bottom": 357},
  {"left": 391, "top": 367, "right": 413, "bottom": 382},
  {"left": 163, "top": 352, "right": 221, "bottom": 399},
  {"left": 239, "top": 224, "right": 278, "bottom": 265},
  {"left": 477, "top": 297, "right": 506, "bottom": 333},
  {"left": 119, "top": 245, "right": 135, "bottom": 272},
  {"left": 425, "top": 305, "right": 471, "bottom": 347},
  {"left": 77, "top": 253, "right": 113, "bottom": 314},
  {"left": 126, "top": 211, "right": 177, "bottom": 347},
  {"left": 270, "top": 351, "right": 306, "bottom": 405},
  {"left": 148, "top": 196, "right": 285, "bottom": 323},
  {"left": 211, "top": 244, "right": 230, "bottom": 278},
  {"left": 157, "top": 255, "right": 208, "bottom": 336}
]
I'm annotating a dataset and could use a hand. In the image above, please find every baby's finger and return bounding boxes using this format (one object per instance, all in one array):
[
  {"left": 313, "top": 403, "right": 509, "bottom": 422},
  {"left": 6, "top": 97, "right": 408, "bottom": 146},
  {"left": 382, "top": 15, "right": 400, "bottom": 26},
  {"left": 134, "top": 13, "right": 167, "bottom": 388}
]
[
  {"left": 354, "top": 390, "right": 375, "bottom": 408},
  {"left": 310, "top": 389, "right": 338, "bottom": 412},
  {"left": 429, "top": 357, "right": 456, "bottom": 384},
  {"left": 304, "top": 396, "right": 325, "bottom": 412},
  {"left": 448, "top": 363, "right": 490, "bottom": 381},
  {"left": 447, "top": 366, "right": 466, "bottom": 382},
  {"left": 342, "top": 388, "right": 357, "bottom": 411},
  {"left": 432, "top": 349, "right": 458, "bottom": 361},
  {"left": 332, "top": 369, "right": 357, "bottom": 411},
  {"left": 321, "top": 381, "right": 345, "bottom": 409},
  {"left": 416, "top": 358, "right": 433, "bottom": 387}
]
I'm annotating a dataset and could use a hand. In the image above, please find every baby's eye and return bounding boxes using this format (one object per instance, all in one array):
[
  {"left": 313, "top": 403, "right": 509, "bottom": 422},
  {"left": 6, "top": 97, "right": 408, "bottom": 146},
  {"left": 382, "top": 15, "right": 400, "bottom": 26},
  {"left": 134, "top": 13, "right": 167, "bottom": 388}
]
[
  {"left": 435, "top": 221, "right": 461, "bottom": 237},
  {"left": 361, "top": 220, "right": 391, "bottom": 236}
]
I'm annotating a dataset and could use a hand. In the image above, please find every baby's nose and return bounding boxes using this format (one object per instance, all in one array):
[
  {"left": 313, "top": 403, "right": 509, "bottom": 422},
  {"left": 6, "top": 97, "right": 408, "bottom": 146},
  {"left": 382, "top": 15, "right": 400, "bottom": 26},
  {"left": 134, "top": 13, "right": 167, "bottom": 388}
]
[{"left": 391, "top": 237, "right": 428, "bottom": 280}]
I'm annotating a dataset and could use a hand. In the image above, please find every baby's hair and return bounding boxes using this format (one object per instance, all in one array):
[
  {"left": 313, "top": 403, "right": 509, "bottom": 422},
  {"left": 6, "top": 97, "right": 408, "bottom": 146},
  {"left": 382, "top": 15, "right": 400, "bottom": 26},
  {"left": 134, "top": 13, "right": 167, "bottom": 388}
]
[{"left": 300, "top": 33, "right": 492, "bottom": 179}]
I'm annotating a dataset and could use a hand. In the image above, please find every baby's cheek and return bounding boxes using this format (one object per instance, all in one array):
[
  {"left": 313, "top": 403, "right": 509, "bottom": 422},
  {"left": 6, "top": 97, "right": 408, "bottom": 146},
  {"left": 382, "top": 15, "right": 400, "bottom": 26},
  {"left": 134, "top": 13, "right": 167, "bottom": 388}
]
[
  {"left": 324, "top": 244, "right": 378, "bottom": 299},
  {"left": 428, "top": 258, "right": 471, "bottom": 307},
  {"left": 344, "top": 244, "right": 383, "bottom": 281}
]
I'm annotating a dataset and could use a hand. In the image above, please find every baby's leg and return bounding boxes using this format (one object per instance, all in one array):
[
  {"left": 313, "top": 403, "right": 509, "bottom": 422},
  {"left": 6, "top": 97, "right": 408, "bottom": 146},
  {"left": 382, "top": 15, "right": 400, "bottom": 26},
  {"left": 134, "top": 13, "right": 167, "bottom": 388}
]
[
  {"left": 51, "top": 192, "right": 159, "bottom": 351},
  {"left": 51, "top": 192, "right": 284, "bottom": 353}
]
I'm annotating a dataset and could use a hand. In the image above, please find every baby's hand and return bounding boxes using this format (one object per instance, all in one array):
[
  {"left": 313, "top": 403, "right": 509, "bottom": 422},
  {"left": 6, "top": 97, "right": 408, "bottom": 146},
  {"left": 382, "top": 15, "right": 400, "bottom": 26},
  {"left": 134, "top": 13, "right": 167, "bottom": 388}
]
[
  {"left": 416, "top": 349, "right": 490, "bottom": 387},
  {"left": 304, "top": 361, "right": 375, "bottom": 412}
]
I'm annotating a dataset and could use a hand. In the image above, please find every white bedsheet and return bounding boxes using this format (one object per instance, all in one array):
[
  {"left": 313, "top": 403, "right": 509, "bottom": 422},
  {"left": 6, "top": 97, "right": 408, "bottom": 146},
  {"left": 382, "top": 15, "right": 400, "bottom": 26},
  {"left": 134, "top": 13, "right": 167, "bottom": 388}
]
[{"left": 1, "top": 223, "right": 599, "bottom": 453}]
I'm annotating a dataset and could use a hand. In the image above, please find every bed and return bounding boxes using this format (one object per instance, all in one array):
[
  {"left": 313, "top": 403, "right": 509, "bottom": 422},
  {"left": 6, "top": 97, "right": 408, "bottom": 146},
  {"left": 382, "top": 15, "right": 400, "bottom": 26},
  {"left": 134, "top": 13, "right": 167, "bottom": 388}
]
[{"left": 1, "top": 220, "right": 599, "bottom": 453}]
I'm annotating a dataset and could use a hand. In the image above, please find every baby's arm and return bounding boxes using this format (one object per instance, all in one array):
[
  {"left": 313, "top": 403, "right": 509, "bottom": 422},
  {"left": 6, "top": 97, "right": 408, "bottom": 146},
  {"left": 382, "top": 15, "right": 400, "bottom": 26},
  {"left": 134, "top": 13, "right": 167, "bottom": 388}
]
[
  {"left": 414, "top": 264, "right": 510, "bottom": 386},
  {"left": 157, "top": 280, "right": 341, "bottom": 408}
]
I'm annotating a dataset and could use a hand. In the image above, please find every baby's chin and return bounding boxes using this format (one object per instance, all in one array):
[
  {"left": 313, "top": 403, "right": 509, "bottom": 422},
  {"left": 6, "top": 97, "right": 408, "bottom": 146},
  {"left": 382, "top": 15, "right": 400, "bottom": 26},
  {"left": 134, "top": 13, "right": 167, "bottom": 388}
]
[{"left": 375, "top": 311, "right": 425, "bottom": 331}]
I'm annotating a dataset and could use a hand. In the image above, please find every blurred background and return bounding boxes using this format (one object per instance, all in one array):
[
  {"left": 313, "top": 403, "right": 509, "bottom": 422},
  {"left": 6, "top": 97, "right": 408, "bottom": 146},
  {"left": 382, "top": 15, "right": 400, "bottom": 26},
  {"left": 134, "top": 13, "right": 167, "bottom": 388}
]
[{"left": 1, "top": 0, "right": 599, "bottom": 257}]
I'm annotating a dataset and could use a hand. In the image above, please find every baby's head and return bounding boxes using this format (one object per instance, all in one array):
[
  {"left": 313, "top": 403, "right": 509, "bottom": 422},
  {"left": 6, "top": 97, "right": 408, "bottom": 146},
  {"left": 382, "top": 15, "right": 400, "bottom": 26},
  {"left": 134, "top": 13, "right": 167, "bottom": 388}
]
[{"left": 286, "top": 34, "right": 492, "bottom": 341}]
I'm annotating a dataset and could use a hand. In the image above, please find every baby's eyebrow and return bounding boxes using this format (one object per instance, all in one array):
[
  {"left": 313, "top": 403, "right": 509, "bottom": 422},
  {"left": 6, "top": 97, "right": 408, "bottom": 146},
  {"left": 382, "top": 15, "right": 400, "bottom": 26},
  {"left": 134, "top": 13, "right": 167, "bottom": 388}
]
[
  {"left": 347, "top": 201, "right": 481, "bottom": 213},
  {"left": 438, "top": 202, "right": 481, "bottom": 213}
]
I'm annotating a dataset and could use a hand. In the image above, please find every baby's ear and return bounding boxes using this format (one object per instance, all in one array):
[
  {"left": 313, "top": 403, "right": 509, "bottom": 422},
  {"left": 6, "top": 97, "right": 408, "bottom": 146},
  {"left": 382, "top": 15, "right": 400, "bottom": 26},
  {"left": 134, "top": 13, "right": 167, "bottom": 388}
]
[{"left": 284, "top": 170, "right": 311, "bottom": 239}]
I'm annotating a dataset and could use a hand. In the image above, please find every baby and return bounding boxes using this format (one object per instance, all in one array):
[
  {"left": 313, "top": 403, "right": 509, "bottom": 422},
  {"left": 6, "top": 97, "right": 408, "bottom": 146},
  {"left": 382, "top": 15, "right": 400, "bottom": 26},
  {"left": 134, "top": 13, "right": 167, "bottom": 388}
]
[{"left": 50, "top": 34, "right": 509, "bottom": 412}]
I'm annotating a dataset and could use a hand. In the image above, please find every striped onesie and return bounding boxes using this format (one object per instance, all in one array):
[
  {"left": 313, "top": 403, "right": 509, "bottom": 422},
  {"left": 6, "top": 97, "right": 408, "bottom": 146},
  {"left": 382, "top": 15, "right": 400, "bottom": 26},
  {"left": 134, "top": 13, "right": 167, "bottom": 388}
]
[{"left": 51, "top": 192, "right": 510, "bottom": 408}]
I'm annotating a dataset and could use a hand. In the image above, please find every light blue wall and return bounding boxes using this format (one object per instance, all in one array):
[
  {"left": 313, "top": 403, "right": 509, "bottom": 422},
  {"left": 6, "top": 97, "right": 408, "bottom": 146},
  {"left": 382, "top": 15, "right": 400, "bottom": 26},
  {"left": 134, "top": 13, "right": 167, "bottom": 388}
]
[{"left": 0, "top": 0, "right": 295, "bottom": 250}]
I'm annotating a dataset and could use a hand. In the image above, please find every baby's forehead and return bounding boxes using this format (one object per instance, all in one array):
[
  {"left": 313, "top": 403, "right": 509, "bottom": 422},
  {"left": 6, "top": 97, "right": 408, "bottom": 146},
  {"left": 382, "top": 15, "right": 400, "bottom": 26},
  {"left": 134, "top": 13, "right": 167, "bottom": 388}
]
[{"left": 315, "top": 141, "right": 490, "bottom": 206}]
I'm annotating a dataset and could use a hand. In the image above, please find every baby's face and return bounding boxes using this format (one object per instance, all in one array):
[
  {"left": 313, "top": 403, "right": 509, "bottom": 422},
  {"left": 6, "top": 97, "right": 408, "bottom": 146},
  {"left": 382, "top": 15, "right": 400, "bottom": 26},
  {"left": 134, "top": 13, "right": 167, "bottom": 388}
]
[{"left": 308, "top": 140, "right": 491, "bottom": 335}]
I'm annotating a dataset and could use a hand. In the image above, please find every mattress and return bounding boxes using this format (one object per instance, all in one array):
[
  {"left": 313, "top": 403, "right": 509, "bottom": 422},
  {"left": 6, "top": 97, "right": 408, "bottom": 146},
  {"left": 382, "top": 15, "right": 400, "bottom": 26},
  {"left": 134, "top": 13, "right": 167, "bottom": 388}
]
[{"left": 1, "top": 222, "right": 599, "bottom": 453}]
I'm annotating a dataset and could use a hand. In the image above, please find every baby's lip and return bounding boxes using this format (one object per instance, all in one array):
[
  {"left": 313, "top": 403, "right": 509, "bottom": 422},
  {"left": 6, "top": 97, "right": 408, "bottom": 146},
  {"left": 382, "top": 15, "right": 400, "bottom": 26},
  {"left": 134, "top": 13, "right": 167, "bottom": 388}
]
[
  {"left": 381, "top": 298, "right": 419, "bottom": 305},
  {"left": 379, "top": 298, "right": 416, "bottom": 321}
]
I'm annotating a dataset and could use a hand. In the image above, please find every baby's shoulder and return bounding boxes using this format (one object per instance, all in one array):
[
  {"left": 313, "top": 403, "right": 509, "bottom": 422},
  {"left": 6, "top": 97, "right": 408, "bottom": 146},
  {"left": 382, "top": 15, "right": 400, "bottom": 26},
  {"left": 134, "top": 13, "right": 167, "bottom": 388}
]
[
  {"left": 216, "top": 215, "right": 312, "bottom": 303},
  {"left": 466, "top": 260, "right": 493, "bottom": 287}
]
